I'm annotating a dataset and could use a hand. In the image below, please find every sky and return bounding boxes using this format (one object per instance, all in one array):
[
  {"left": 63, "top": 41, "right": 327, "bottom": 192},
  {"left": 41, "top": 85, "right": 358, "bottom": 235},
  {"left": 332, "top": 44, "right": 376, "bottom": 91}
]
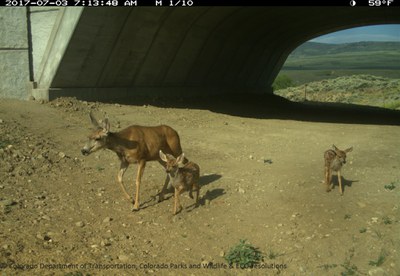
[{"left": 310, "top": 24, "right": 400, "bottom": 44}]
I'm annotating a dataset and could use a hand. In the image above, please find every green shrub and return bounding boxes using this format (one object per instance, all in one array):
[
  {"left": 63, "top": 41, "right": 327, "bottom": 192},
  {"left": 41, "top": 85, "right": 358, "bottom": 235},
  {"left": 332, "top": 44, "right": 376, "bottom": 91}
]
[
  {"left": 384, "top": 182, "right": 396, "bottom": 190},
  {"left": 383, "top": 100, "right": 400, "bottom": 110},
  {"left": 368, "top": 250, "right": 386, "bottom": 267},
  {"left": 273, "top": 74, "right": 295, "bottom": 91},
  {"left": 224, "top": 239, "right": 263, "bottom": 268}
]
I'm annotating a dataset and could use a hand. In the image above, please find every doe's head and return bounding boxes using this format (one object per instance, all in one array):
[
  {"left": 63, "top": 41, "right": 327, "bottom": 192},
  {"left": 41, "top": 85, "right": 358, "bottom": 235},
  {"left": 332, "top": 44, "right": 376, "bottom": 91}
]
[{"left": 81, "top": 112, "right": 110, "bottom": 156}]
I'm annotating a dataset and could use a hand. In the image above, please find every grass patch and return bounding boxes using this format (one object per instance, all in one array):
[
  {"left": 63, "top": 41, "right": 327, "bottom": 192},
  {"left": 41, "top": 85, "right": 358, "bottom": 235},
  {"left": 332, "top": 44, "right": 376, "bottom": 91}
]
[
  {"left": 382, "top": 216, "right": 392, "bottom": 225},
  {"left": 317, "top": 263, "right": 338, "bottom": 271},
  {"left": 384, "top": 182, "right": 396, "bottom": 190},
  {"left": 0, "top": 139, "right": 13, "bottom": 149},
  {"left": 344, "top": 214, "right": 351, "bottom": 220},
  {"left": 340, "top": 248, "right": 359, "bottom": 276},
  {"left": 368, "top": 250, "right": 386, "bottom": 267},
  {"left": 224, "top": 239, "right": 263, "bottom": 268},
  {"left": 359, "top": 227, "right": 367, "bottom": 233},
  {"left": 267, "top": 249, "right": 284, "bottom": 260},
  {"left": 373, "top": 229, "right": 383, "bottom": 239},
  {"left": 383, "top": 100, "right": 400, "bottom": 110}
]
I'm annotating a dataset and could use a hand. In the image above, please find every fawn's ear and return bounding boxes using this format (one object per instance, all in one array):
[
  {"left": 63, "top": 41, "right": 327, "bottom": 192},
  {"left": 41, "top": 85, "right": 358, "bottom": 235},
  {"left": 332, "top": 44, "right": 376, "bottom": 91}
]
[
  {"left": 159, "top": 150, "right": 168, "bottom": 162},
  {"left": 89, "top": 112, "right": 100, "bottom": 128},
  {"left": 332, "top": 144, "right": 338, "bottom": 151},
  {"left": 345, "top": 147, "right": 353, "bottom": 153},
  {"left": 177, "top": 153, "right": 185, "bottom": 167}
]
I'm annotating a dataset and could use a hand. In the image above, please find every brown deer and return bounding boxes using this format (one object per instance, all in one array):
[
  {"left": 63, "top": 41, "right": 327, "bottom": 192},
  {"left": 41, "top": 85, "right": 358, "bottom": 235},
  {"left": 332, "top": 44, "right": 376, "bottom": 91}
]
[
  {"left": 159, "top": 150, "right": 200, "bottom": 215},
  {"left": 324, "top": 145, "right": 353, "bottom": 195},
  {"left": 81, "top": 113, "right": 184, "bottom": 211}
]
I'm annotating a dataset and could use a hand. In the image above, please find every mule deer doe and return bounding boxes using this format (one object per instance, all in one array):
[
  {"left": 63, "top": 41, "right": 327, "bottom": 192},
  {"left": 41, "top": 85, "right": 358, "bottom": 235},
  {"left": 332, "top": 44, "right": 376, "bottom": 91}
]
[
  {"left": 81, "top": 113, "right": 184, "bottom": 211},
  {"left": 159, "top": 150, "right": 200, "bottom": 215},
  {"left": 324, "top": 145, "right": 353, "bottom": 195}
]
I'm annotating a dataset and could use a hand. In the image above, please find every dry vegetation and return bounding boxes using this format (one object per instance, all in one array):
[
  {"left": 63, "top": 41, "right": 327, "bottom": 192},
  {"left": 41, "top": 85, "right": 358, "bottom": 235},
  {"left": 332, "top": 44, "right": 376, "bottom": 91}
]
[{"left": 275, "top": 75, "right": 400, "bottom": 109}]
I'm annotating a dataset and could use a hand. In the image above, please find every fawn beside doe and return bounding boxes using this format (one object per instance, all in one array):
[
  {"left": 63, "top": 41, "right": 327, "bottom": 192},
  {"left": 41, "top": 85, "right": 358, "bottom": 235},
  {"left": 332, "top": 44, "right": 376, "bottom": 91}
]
[
  {"left": 324, "top": 145, "right": 353, "bottom": 195},
  {"left": 159, "top": 150, "right": 200, "bottom": 215},
  {"left": 81, "top": 112, "right": 184, "bottom": 211}
]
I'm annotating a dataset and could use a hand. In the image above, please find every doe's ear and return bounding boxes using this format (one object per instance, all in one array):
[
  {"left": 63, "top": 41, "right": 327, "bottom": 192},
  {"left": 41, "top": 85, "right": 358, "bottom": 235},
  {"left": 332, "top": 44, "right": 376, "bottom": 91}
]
[
  {"left": 89, "top": 112, "right": 100, "bottom": 128},
  {"left": 159, "top": 150, "right": 168, "bottom": 162}
]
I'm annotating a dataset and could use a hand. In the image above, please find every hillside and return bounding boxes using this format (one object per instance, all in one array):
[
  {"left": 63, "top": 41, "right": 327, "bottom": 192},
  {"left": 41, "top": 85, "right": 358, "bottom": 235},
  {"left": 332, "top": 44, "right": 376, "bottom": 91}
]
[
  {"left": 274, "top": 74, "right": 400, "bottom": 109},
  {"left": 289, "top": 41, "right": 400, "bottom": 57},
  {"left": 283, "top": 41, "right": 400, "bottom": 70}
]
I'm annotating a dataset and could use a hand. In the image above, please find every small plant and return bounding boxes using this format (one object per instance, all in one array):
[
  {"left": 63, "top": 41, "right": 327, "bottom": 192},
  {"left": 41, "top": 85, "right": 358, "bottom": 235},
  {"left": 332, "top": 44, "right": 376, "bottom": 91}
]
[
  {"left": 0, "top": 139, "right": 12, "bottom": 149},
  {"left": 359, "top": 227, "right": 367, "bottom": 233},
  {"left": 340, "top": 248, "right": 358, "bottom": 276},
  {"left": 369, "top": 250, "right": 386, "bottom": 267},
  {"left": 317, "top": 263, "right": 338, "bottom": 271},
  {"left": 384, "top": 182, "right": 396, "bottom": 190},
  {"left": 267, "top": 249, "right": 283, "bottom": 260},
  {"left": 382, "top": 216, "right": 392, "bottom": 225},
  {"left": 373, "top": 229, "right": 383, "bottom": 239},
  {"left": 344, "top": 214, "right": 351, "bottom": 220},
  {"left": 96, "top": 166, "right": 105, "bottom": 171},
  {"left": 341, "top": 262, "right": 358, "bottom": 276},
  {"left": 224, "top": 239, "right": 263, "bottom": 268}
]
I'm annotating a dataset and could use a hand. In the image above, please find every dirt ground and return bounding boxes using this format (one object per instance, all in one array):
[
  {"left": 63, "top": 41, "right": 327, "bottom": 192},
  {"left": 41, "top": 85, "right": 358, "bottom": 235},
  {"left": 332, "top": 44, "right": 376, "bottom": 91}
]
[{"left": 0, "top": 96, "right": 399, "bottom": 275}]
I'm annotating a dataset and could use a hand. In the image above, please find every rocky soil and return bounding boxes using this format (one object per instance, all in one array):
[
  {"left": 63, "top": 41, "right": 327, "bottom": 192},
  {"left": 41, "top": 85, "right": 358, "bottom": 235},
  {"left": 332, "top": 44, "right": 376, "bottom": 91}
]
[{"left": 0, "top": 97, "right": 399, "bottom": 275}]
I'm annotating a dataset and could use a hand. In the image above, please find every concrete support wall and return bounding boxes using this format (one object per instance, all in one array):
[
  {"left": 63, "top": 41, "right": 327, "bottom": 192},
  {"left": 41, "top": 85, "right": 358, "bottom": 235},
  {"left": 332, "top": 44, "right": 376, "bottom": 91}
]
[
  {"left": 30, "top": 7, "right": 61, "bottom": 80},
  {"left": 0, "top": 7, "right": 62, "bottom": 100},
  {"left": 0, "top": 8, "right": 30, "bottom": 99}
]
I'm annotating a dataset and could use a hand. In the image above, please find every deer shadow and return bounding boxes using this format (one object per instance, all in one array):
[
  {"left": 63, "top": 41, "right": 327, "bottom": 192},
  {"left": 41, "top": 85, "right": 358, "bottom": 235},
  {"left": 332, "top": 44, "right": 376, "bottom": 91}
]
[
  {"left": 330, "top": 175, "right": 359, "bottom": 193},
  {"left": 141, "top": 173, "right": 223, "bottom": 210},
  {"left": 185, "top": 174, "right": 224, "bottom": 212},
  {"left": 199, "top": 173, "right": 222, "bottom": 187},
  {"left": 198, "top": 188, "right": 226, "bottom": 206}
]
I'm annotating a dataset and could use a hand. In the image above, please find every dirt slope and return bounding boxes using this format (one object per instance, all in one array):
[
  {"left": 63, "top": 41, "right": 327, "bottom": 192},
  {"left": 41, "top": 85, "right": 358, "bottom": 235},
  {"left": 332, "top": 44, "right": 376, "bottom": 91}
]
[{"left": 0, "top": 97, "right": 399, "bottom": 275}]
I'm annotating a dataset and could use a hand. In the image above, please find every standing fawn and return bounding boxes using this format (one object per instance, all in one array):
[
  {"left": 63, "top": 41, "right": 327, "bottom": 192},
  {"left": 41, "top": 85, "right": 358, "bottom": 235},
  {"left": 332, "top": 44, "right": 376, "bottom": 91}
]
[
  {"left": 159, "top": 150, "right": 200, "bottom": 215},
  {"left": 81, "top": 112, "right": 184, "bottom": 211},
  {"left": 324, "top": 145, "right": 353, "bottom": 195}
]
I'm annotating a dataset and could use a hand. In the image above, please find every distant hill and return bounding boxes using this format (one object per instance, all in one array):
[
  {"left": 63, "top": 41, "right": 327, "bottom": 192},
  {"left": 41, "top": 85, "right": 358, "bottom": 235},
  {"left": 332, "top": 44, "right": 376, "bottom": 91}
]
[
  {"left": 283, "top": 41, "right": 400, "bottom": 70},
  {"left": 289, "top": 41, "right": 400, "bottom": 56}
]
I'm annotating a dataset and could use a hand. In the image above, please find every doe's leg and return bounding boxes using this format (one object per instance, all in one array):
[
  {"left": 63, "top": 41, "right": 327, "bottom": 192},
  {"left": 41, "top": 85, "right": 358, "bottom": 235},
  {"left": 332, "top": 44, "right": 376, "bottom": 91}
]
[
  {"left": 133, "top": 160, "right": 146, "bottom": 211},
  {"left": 117, "top": 161, "right": 131, "bottom": 201}
]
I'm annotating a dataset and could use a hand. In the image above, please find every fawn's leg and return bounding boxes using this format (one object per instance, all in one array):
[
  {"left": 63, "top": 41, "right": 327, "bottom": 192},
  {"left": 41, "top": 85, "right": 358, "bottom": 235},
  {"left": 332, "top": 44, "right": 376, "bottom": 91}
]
[
  {"left": 133, "top": 160, "right": 146, "bottom": 211},
  {"left": 158, "top": 174, "right": 170, "bottom": 202},
  {"left": 338, "top": 170, "right": 343, "bottom": 195},
  {"left": 158, "top": 160, "right": 170, "bottom": 202},
  {"left": 174, "top": 187, "right": 183, "bottom": 215},
  {"left": 117, "top": 160, "right": 131, "bottom": 200},
  {"left": 325, "top": 167, "right": 331, "bottom": 192},
  {"left": 193, "top": 183, "right": 200, "bottom": 206}
]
